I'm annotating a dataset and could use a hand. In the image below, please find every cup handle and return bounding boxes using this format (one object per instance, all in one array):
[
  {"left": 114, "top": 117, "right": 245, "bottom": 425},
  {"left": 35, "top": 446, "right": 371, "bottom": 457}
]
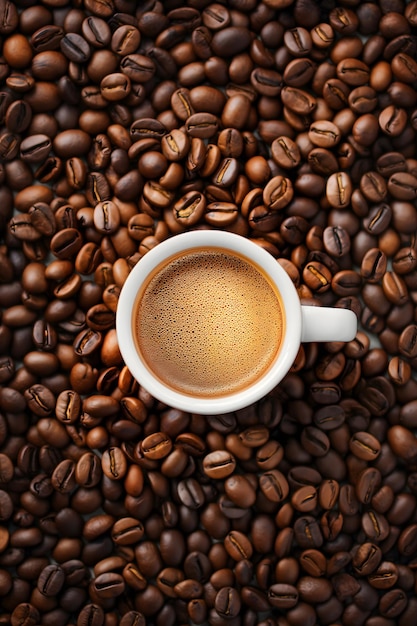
[{"left": 300, "top": 306, "right": 357, "bottom": 343}]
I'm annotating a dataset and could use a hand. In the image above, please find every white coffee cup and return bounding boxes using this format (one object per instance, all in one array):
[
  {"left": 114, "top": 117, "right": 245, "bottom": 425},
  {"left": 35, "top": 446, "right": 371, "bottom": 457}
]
[{"left": 116, "top": 230, "right": 357, "bottom": 415}]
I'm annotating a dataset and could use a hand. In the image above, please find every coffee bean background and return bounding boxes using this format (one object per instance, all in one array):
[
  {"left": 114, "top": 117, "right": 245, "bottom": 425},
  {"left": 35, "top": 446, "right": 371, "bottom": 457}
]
[{"left": 1, "top": 0, "right": 417, "bottom": 624}]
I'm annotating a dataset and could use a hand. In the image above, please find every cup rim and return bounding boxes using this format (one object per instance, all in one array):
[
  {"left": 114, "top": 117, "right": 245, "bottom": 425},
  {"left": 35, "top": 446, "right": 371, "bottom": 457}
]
[{"left": 116, "top": 230, "right": 302, "bottom": 414}]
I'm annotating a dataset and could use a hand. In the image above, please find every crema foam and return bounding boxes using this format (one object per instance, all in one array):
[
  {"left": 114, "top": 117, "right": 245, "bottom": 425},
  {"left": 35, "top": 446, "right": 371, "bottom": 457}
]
[{"left": 133, "top": 248, "right": 284, "bottom": 398}]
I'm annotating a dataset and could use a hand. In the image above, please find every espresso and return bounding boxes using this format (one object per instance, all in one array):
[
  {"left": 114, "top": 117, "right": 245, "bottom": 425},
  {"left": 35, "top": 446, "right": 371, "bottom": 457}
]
[{"left": 133, "top": 248, "right": 284, "bottom": 398}]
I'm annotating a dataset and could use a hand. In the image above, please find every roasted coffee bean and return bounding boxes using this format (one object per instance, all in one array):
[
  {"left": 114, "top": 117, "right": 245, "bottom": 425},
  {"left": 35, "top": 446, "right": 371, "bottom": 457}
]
[
  {"left": 0, "top": 0, "right": 19, "bottom": 35},
  {"left": 86, "top": 172, "right": 111, "bottom": 205},
  {"left": 0, "top": 356, "right": 14, "bottom": 384},
  {"left": 213, "top": 585, "right": 240, "bottom": 617},
  {"left": 216, "top": 129, "right": 242, "bottom": 160},
  {"left": 388, "top": 425, "right": 417, "bottom": 464},
  {"left": 101, "top": 447, "right": 127, "bottom": 480},
  {"left": 143, "top": 181, "right": 174, "bottom": 209},
  {"left": 326, "top": 172, "right": 352, "bottom": 209},
  {"left": 53, "top": 129, "right": 91, "bottom": 158},
  {"left": 309, "top": 120, "right": 341, "bottom": 148},
  {"left": 85, "top": 305, "right": 115, "bottom": 331},
  {"left": 281, "top": 86, "right": 316, "bottom": 115},
  {"left": 28, "top": 202, "right": 56, "bottom": 236},
  {"left": 301, "top": 426, "right": 330, "bottom": 457},
  {"left": 9, "top": 214, "right": 42, "bottom": 242},
  {"left": 255, "top": 440, "right": 283, "bottom": 471},
  {"left": 348, "top": 85, "right": 378, "bottom": 115},
  {"left": 10, "top": 604, "right": 41, "bottom": 626},
  {"left": 361, "top": 248, "right": 387, "bottom": 283},
  {"left": 291, "top": 486, "right": 317, "bottom": 512},
  {"left": 294, "top": 516, "right": 323, "bottom": 549},
  {"left": 60, "top": 33, "right": 91, "bottom": 63},
  {"left": 6, "top": 100, "right": 32, "bottom": 134},
  {"left": 30, "top": 24, "right": 64, "bottom": 52},
  {"left": 122, "top": 563, "right": 146, "bottom": 592},
  {"left": 172, "top": 191, "right": 205, "bottom": 226},
  {"left": 112, "top": 518, "right": 144, "bottom": 546},
  {"left": 50, "top": 228, "right": 83, "bottom": 260},
  {"left": 141, "top": 432, "right": 172, "bottom": 460},
  {"left": 73, "top": 329, "right": 102, "bottom": 357},
  {"left": 161, "top": 129, "right": 190, "bottom": 161},
  {"left": 336, "top": 57, "right": 369, "bottom": 85},
  {"left": 224, "top": 531, "right": 253, "bottom": 562},
  {"left": 205, "top": 201, "right": 238, "bottom": 227},
  {"left": 323, "top": 226, "right": 350, "bottom": 257},
  {"left": 75, "top": 452, "right": 102, "bottom": 488},
  {"left": 367, "top": 561, "right": 398, "bottom": 590},
  {"left": 271, "top": 136, "right": 301, "bottom": 169},
  {"left": 318, "top": 479, "right": 339, "bottom": 510},
  {"left": 177, "top": 478, "right": 204, "bottom": 509},
  {"left": 211, "top": 26, "right": 251, "bottom": 57},
  {"left": 212, "top": 158, "right": 239, "bottom": 188},
  {"left": 251, "top": 68, "right": 283, "bottom": 97},
  {"left": 100, "top": 73, "right": 131, "bottom": 102},
  {"left": 202, "top": 3, "right": 230, "bottom": 30},
  {"left": 77, "top": 604, "right": 104, "bottom": 626},
  {"left": 20, "top": 134, "right": 52, "bottom": 164},
  {"left": 203, "top": 451, "right": 236, "bottom": 479},
  {"left": 171, "top": 88, "right": 194, "bottom": 120},
  {"left": 309, "top": 147, "right": 339, "bottom": 177},
  {"left": 259, "top": 470, "right": 289, "bottom": 503},
  {"left": 0, "top": 454, "right": 13, "bottom": 484},
  {"left": 379, "top": 588, "right": 408, "bottom": 618},
  {"left": 120, "top": 54, "right": 155, "bottom": 83},
  {"left": 24, "top": 385, "right": 55, "bottom": 417},
  {"left": 268, "top": 583, "right": 299, "bottom": 608},
  {"left": 37, "top": 564, "right": 65, "bottom": 597},
  {"left": 82, "top": 16, "right": 111, "bottom": 49},
  {"left": 356, "top": 467, "right": 382, "bottom": 505},
  {"left": 284, "top": 58, "right": 316, "bottom": 87},
  {"left": 382, "top": 271, "right": 408, "bottom": 305},
  {"left": 93, "top": 572, "right": 125, "bottom": 598},
  {"left": 224, "top": 474, "right": 256, "bottom": 509},
  {"left": 398, "top": 325, "right": 417, "bottom": 358},
  {"left": 221, "top": 94, "right": 252, "bottom": 129},
  {"left": 112, "top": 25, "right": 141, "bottom": 56},
  {"left": 350, "top": 432, "right": 381, "bottom": 461},
  {"left": 263, "top": 175, "right": 293, "bottom": 211},
  {"left": 303, "top": 261, "right": 332, "bottom": 292},
  {"left": 352, "top": 542, "right": 382, "bottom": 576},
  {"left": 360, "top": 172, "right": 388, "bottom": 204},
  {"left": 392, "top": 246, "right": 417, "bottom": 274},
  {"left": 33, "top": 320, "right": 58, "bottom": 351},
  {"left": 185, "top": 112, "right": 219, "bottom": 139},
  {"left": 51, "top": 459, "right": 76, "bottom": 494},
  {"left": 362, "top": 508, "right": 389, "bottom": 543},
  {"left": 388, "top": 356, "right": 411, "bottom": 387},
  {"left": 0, "top": 130, "right": 20, "bottom": 161},
  {"left": 397, "top": 524, "right": 417, "bottom": 559},
  {"left": 388, "top": 172, "right": 417, "bottom": 200}
]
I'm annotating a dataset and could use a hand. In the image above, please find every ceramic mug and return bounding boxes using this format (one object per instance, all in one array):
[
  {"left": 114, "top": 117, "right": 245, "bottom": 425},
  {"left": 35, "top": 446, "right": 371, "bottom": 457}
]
[{"left": 116, "top": 230, "right": 357, "bottom": 414}]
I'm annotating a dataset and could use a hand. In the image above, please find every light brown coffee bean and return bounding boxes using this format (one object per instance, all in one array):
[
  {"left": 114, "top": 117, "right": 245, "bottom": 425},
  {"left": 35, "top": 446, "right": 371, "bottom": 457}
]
[
  {"left": 101, "top": 447, "right": 127, "bottom": 480},
  {"left": 203, "top": 451, "right": 236, "bottom": 479}
]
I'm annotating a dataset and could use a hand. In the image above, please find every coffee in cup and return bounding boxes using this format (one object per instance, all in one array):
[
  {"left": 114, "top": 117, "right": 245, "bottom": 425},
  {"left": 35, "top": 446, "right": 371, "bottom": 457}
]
[{"left": 132, "top": 247, "right": 284, "bottom": 398}]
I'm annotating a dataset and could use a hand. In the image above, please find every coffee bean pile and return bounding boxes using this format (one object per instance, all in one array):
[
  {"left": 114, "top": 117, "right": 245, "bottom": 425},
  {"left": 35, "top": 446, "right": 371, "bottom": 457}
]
[{"left": 1, "top": 0, "right": 417, "bottom": 624}]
